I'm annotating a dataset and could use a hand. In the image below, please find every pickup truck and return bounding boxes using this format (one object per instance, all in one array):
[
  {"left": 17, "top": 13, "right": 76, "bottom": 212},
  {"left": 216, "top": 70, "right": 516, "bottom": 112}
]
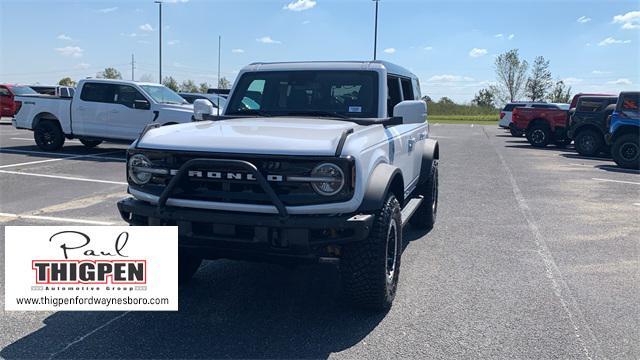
[
  {"left": 606, "top": 91, "right": 639, "bottom": 169},
  {"left": 511, "top": 102, "right": 571, "bottom": 147},
  {"left": 29, "top": 85, "right": 75, "bottom": 98},
  {"left": 0, "top": 84, "right": 39, "bottom": 117},
  {"left": 566, "top": 95, "right": 618, "bottom": 156},
  {"left": 12, "top": 79, "right": 194, "bottom": 151},
  {"left": 117, "top": 61, "right": 440, "bottom": 311}
]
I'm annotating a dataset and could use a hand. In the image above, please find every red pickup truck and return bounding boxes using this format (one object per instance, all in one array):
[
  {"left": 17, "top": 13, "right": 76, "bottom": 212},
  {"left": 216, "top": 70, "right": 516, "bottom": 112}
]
[
  {"left": 0, "top": 84, "right": 38, "bottom": 117},
  {"left": 511, "top": 103, "right": 571, "bottom": 147}
]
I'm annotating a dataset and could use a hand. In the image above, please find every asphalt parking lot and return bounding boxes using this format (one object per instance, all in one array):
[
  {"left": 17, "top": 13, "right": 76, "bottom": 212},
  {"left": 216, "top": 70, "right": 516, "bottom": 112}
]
[{"left": 0, "top": 120, "right": 638, "bottom": 359}]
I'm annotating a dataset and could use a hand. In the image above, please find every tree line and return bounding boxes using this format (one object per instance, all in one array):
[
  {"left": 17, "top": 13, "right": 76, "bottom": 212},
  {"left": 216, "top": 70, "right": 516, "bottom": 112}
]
[{"left": 56, "top": 67, "right": 230, "bottom": 93}]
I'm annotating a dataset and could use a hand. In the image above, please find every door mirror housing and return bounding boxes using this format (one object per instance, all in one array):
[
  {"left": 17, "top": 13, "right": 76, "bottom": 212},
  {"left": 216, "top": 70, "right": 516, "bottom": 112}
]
[
  {"left": 393, "top": 100, "right": 427, "bottom": 124},
  {"left": 193, "top": 99, "right": 215, "bottom": 121},
  {"left": 134, "top": 99, "right": 150, "bottom": 110}
]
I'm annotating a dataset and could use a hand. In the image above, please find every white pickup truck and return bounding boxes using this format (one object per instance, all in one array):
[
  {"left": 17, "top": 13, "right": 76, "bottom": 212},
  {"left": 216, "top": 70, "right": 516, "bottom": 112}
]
[
  {"left": 117, "top": 61, "right": 440, "bottom": 311},
  {"left": 12, "top": 79, "right": 194, "bottom": 150}
]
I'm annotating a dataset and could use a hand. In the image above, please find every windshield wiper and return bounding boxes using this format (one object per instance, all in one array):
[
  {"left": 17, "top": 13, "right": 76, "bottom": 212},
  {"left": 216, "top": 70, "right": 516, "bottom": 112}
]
[
  {"left": 283, "top": 110, "right": 350, "bottom": 119},
  {"left": 228, "top": 109, "right": 273, "bottom": 117}
]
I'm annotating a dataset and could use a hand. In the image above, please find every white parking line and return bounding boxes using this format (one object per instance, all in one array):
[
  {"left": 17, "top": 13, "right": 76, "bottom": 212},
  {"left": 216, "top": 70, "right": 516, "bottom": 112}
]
[
  {"left": 592, "top": 178, "right": 640, "bottom": 186},
  {"left": 0, "top": 212, "right": 114, "bottom": 225},
  {"left": 0, "top": 150, "right": 123, "bottom": 169},
  {"left": 0, "top": 169, "right": 127, "bottom": 185},
  {"left": 634, "top": 203, "right": 640, "bottom": 207}
]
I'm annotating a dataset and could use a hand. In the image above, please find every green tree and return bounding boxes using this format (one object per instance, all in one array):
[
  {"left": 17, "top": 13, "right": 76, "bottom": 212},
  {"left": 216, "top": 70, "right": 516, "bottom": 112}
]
[
  {"left": 97, "top": 67, "right": 122, "bottom": 79},
  {"left": 198, "top": 82, "right": 210, "bottom": 93},
  {"left": 472, "top": 88, "right": 495, "bottom": 108},
  {"left": 179, "top": 79, "right": 198, "bottom": 92},
  {"left": 494, "top": 49, "right": 528, "bottom": 103},
  {"left": 438, "top": 97, "right": 455, "bottom": 105},
  {"left": 548, "top": 80, "right": 572, "bottom": 103},
  {"left": 421, "top": 95, "right": 432, "bottom": 102},
  {"left": 58, "top": 77, "right": 76, "bottom": 87},
  {"left": 218, "top": 77, "right": 230, "bottom": 89},
  {"left": 525, "top": 56, "right": 553, "bottom": 101},
  {"left": 162, "top": 76, "right": 179, "bottom": 92}
]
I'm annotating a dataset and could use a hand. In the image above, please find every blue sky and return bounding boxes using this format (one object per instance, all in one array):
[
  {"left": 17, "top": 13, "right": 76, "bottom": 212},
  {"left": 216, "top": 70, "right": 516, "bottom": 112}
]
[{"left": 1, "top": 0, "right": 638, "bottom": 102}]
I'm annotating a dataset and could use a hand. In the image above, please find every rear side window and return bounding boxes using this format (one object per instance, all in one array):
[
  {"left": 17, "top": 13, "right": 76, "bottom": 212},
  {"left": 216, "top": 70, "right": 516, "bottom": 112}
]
[
  {"left": 400, "top": 78, "right": 414, "bottom": 100},
  {"left": 619, "top": 93, "right": 639, "bottom": 112},
  {"left": 503, "top": 104, "right": 524, "bottom": 111},
  {"left": 387, "top": 76, "right": 402, "bottom": 116},
  {"left": 10, "top": 86, "right": 38, "bottom": 96},
  {"left": 80, "top": 83, "right": 116, "bottom": 103},
  {"left": 0, "top": 87, "right": 10, "bottom": 96},
  {"left": 532, "top": 104, "right": 555, "bottom": 109}
]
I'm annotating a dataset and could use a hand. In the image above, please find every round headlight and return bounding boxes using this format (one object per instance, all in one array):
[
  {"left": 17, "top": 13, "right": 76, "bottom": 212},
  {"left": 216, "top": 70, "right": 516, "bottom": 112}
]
[
  {"left": 311, "top": 163, "right": 345, "bottom": 196},
  {"left": 128, "top": 154, "right": 153, "bottom": 185}
]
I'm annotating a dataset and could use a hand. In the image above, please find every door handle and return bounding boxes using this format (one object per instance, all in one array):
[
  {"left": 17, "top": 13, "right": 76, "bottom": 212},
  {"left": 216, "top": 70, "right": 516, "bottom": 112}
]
[{"left": 408, "top": 138, "right": 416, "bottom": 152}]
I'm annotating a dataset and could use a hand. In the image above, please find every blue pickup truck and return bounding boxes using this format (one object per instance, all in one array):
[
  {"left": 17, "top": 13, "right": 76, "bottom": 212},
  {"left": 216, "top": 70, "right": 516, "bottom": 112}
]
[{"left": 606, "top": 91, "right": 639, "bottom": 169}]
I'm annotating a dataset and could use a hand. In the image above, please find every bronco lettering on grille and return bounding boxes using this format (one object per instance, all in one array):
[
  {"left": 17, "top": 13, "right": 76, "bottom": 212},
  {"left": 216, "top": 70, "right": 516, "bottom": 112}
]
[{"left": 169, "top": 169, "right": 284, "bottom": 182}]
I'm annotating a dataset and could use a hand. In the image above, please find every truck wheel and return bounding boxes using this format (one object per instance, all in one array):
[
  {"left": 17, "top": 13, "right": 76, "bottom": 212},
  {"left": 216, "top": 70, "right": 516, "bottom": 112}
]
[
  {"left": 178, "top": 252, "right": 203, "bottom": 285},
  {"left": 410, "top": 161, "right": 438, "bottom": 230},
  {"left": 79, "top": 139, "right": 103, "bottom": 148},
  {"left": 526, "top": 124, "right": 550, "bottom": 147},
  {"left": 341, "top": 194, "right": 402, "bottom": 311},
  {"left": 611, "top": 133, "right": 640, "bottom": 169},
  {"left": 510, "top": 127, "right": 523, "bottom": 137},
  {"left": 34, "top": 120, "right": 65, "bottom": 151},
  {"left": 575, "top": 130, "right": 603, "bottom": 156}
]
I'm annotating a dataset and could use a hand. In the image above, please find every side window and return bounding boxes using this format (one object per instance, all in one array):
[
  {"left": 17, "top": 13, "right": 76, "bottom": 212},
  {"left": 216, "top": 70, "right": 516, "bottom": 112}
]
[
  {"left": 80, "top": 83, "right": 116, "bottom": 103},
  {"left": 620, "top": 94, "right": 639, "bottom": 111},
  {"left": 387, "top": 76, "right": 402, "bottom": 116},
  {"left": 115, "top": 85, "right": 147, "bottom": 108},
  {"left": 400, "top": 78, "right": 414, "bottom": 101},
  {"left": 0, "top": 87, "right": 10, "bottom": 96},
  {"left": 576, "top": 100, "right": 604, "bottom": 112},
  {"left": 532, "top": 104, "right": 553, "bottom": 109}
]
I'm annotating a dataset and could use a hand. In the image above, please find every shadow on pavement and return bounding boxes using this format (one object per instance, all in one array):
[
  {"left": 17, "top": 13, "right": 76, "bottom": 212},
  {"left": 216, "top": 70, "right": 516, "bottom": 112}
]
[
  {"left": 595, "top": 164, "right": 640, "bottom": 175},
  {"left": 0, "top": 144, "right": 126, "bottom": 164},
  {"left": 0, "top": 226, "right": 432, "bottom": 360},
  {"left": 504, "top": 144, "right": 575, "bottom": 153},
  {"left": 559, "top": 153, "right": 612, "bottom": 161}
]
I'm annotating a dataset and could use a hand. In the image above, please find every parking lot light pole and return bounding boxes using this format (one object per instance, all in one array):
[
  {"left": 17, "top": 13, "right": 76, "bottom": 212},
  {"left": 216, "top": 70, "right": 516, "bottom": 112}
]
[
  {"left": 155, "top": 0, "right": 162, "bottom": 83},
  {"left": 373, "top": 0, "right": 380, "bottom": 60}
]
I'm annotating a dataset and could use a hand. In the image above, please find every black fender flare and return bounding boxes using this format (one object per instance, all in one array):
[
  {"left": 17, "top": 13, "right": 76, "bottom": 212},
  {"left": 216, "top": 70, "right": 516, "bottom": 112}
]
[
  {"left": 358, "top": 163, "right": 404, "bottom": 212},
  {"left": 420, "top": 139, "right": 439, "bottom": 182}
]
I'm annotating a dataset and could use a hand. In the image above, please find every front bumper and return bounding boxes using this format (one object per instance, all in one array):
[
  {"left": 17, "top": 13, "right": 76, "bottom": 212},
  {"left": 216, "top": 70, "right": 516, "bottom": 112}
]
[{"left": 117, "top": 197, "right": 374, "bottom": 262}]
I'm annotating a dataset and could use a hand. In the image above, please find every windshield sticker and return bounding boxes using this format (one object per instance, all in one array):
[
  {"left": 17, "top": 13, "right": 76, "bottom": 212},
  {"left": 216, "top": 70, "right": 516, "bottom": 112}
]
[{"left": 348, "top": 106, "right": 362, "bottom": 113}]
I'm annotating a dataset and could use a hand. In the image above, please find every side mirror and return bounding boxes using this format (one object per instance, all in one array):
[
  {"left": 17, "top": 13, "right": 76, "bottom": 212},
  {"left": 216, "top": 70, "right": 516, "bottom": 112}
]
[
  {"left": 134, "top": 99, "right": 150, "bottom": 110},
  {"left": 393, "top": 100, "right": 427, "bottom": 124},
  {"left": 193, "top": 99, "right": 215, "bottom": 121}
]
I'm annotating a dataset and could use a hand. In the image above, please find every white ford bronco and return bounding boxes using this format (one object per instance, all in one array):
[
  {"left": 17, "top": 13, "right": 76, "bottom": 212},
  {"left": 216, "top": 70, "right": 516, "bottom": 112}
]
[{"left": 117, "top": 61, "right": 439, "bottom": 310}]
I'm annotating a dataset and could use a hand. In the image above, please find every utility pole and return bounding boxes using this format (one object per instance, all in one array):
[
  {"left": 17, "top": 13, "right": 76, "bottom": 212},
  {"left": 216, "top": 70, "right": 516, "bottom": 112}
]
[
  {"left": 373, "top": 0, "right": 380, "bottom": 60},
  {"left": 131, "top": 54, "right": 135, "bottom": 81},
  {"left": 155, "top": 0, "right": 162, "bottom": 83},
  {"left": 217, "top": 35, "right": 221, "bottom": 89}
]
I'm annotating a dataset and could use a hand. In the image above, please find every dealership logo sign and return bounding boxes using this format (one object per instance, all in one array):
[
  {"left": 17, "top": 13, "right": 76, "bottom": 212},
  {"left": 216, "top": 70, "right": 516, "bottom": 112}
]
[{"left": 5, "top": 226, "right": 178, "bottom": 311}]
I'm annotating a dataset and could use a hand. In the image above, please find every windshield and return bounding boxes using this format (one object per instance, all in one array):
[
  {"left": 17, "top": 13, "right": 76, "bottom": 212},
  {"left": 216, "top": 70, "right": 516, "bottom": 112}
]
[
  {"left": 12, "top": 86, "right": 38, "bottom": 96},
  {"left": 140, "top": 85, "right": 188, "bottom": 105},
  {"left": 226, "top": 70, "right": 379, "bottom": 118}
]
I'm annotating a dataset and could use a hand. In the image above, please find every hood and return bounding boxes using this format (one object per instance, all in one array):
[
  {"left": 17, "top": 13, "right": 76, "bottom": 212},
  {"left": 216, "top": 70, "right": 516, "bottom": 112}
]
[
  {"left": 137, "top": 117, "right": 361, "bottom": 156},
  {"left": 157, "top": 103, "right": 194, "bottom": 112}
]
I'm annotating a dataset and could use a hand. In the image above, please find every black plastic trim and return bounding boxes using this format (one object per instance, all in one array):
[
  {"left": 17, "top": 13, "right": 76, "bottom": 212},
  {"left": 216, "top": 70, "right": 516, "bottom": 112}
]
[{"left": 357, "top": 163, "right": 402, "bottom": 212}]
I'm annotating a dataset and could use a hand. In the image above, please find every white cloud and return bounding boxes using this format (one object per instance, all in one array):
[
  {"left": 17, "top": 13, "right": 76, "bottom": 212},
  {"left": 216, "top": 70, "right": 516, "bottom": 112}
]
[
  {"left": 598, "top": 37, "right": 631, "bottom": 46},
  {"left": 591, "top": 70, "right": 611, "bottom": 74},
  {"left": 576, "top": 16, "right": 591, "bottom": 23},
  {"left": 507, "top": 34, "right": 515, "bottom": 40},
  {"left": 57, "top": 34, "right": 73, "bottom": 41},
  {"left": 613, "top": 11, "right": 640, "bottom": 30},
  {"left": 257, "top": 36, "right": 281, "bottom": 44},
  {"left": 383, "top": 48, "right": 396, "bottom": 54},
  {"left": 469, "top": 48, "right": 487, "bottom": 57},
  {"left": 139, "top": 23, "right": 154, "bottom": 32},
  {"left": 76, "top": 63, "right": 90, "bottom": 69},
  {"left": 231, "top": 48, "right": 245, "bottom": 53},
  {"left": 167, "top": 40, "right": 180, "bottom": 45},
  {"left": 424, "top": 46, "right": 433, "bottom": 51},
  {"left": 428, "top": 74, "right": 474, "bottom": 82},
  {"left": 562, "top": 77, "right": 583, "bottom": 85},
  {"left": 55, "top": 46, "right": 83, "bottom": 58},
  {"left": 164, "top": 0, "right": 189, "bottom": 3},
  {"left": 302, "top": 20, "right": 311, "bottom": 25},
  {"left": 283, "top": 0, "right": 316, "bottom": 11},
  {"left": 607, "top": 78, "right": 632, "bottom": 85},
  {"left": 494, "top": 33, "right": 503, "bottom": 38},
  {"left": 97, "top": 7, "right": 118, "bottom": 13},
  {"left": 137, "top": 40, "right": 150, "bottom": 44}
]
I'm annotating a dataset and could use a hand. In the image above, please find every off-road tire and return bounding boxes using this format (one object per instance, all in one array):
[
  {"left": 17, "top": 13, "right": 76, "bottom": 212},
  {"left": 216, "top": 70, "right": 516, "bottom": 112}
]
[
  {"left": 341, "top": 194, "right": 402, "bottom": 311},
  {"left": 526, "top": 124, "right": 550, "bottom": 148},
  {"left": 79, "top": 139, "right": 103, "bottom": 148},
  {"left": 510, "top": 127, "right": 523, "bottom": 137},
  {"left": 611, "top": 133, "right": 640, "bottom": 169},
  {"left": 410, "top": 161, "right": 438, "bottom": 230},
  {"left": 575, "top": 129, "right": 603, "bottom": 157},
  {"left": 178, "top": 252, "right": 203, "bottom": 285},
  {"left": 34, "top": 120, "right": 65, "bottom": 151}
]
